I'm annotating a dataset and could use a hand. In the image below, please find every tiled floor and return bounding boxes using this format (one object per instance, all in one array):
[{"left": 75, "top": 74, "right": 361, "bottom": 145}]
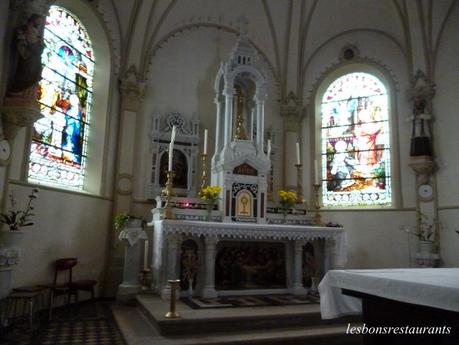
[{"left": 0, "top": 301, "right": 125, "bottom": 345}]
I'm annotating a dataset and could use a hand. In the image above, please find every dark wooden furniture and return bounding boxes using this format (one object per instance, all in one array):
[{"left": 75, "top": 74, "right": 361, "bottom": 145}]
[
  {"left": 48, "top": 258, "right": 97, "bottom": 320},
  {"left": 342, "top": 289, "right": 459, "bottom": 345}
]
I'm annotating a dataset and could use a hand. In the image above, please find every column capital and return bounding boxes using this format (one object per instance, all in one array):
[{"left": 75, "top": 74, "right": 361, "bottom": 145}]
[
  {"left": 205, "top": 236, "right": 219, "bottom": 247},
  {"left": 280, "top": 91, "right": 303, "bottom": 119},
  {"left": 294, "top": 239, "right": 306, "bottom": 251},
  {"left": 120, "top": 65, "right": 146, "bottom": 112},
  {"left": 167, "top": 233, "right": 181, "bottom": 248}
]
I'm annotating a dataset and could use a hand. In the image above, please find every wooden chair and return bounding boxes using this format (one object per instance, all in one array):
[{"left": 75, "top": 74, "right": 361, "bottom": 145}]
[{"left": 48, "top": 258, "right": 97, "bottom": 320}]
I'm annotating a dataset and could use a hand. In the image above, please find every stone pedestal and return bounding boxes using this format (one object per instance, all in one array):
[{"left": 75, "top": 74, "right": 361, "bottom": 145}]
[{"left": 117, "top": 227, "right": 148, "bottom": 302}]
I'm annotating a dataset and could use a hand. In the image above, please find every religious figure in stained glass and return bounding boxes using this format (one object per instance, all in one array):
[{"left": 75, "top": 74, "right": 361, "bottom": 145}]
[
  {"left": 321, "top": 72, "right": 391, "bottom": 207},
  {"left": 28, "top": 6, "right": 94, "bottom": 189}
]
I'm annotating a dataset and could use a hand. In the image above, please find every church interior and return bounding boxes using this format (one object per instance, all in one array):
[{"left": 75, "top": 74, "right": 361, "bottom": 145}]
[{"left": 0, "top": 0, "right": 458, "bottom": 344}]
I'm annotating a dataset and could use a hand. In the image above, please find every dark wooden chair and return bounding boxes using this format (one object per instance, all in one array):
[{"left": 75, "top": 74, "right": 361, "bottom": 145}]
[{"left": 48, "top": 258, "right": 97, "bottom": 320}]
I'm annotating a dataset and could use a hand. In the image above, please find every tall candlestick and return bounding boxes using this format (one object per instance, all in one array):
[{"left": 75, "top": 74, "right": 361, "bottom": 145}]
[
  {"left": 296, "top": 142, "right": 301, "bottom": 165},
  {"left": 314, "top": 159, "right": 319, "bottom": 184},
  {"left": 203, "top": 129, "right": 208, "bottom": 155},
  {"left": 168, "top": 126, "right": 176, "bottom": 171},
  {"left": 144, "top": 240, "right": 149, "bottom": 270},
  {"left": 267, "top": 139, "right": 271, "bottom": 158}
]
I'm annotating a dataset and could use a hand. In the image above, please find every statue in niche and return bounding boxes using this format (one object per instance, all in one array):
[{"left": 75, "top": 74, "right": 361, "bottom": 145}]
[
  {"left": 7, "top": 13, "right": 45, "bottom": 100},
  {"left": 410, "top": 95, "right": 432, "bottom": 157},
  {"left": 233, "top": 85, "right": 248, "bottom": 140},
  {"left": 159, "top": 149, "right": 188, "bottom": 189},
  {"left": 180, "top": 240, "right": 199, "bottom": 292}
]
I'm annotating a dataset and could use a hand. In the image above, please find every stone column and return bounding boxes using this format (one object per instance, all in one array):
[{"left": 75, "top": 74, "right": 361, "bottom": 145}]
[
  {"left": 255, "top": 98, "right": 263, "bottom": 149},
  {"left": 104, "top": 65, "right": 146, "bottom": 297},
  {"left": 202, "top": 237, "right": 219, "bottom": 298},
  {"left": 213, "top": 95, "right": 223, "bottom": 161},
  {"left": 223, "top": 87, "right": 233, "bottom": 148},
  {"left": 280, "top": 92, "right": 303, "bottom": 190},
  {"left": 161, "top": 233, "right": 181, "bottom": 299},
  {"left": 292, "top": 240, "right": 307, "bottom": 295}
]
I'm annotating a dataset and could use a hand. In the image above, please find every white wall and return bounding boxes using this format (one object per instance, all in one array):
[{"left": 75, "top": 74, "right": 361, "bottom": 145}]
[{"left": 9, "top": 183, "right": 112, "bottom": 291}]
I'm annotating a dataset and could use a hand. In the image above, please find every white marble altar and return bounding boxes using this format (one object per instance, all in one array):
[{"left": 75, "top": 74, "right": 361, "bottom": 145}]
[{"left": 150, "top": 218, "right": 346, "bottom": 299}]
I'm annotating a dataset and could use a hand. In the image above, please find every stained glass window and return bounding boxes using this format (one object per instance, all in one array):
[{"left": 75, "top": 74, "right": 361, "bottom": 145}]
[
  {"left": 321, "top": 72, "right": 391, "bottom": 207},
  {"left": 28, "top": 6, "right": 94, "bottom": 189}
]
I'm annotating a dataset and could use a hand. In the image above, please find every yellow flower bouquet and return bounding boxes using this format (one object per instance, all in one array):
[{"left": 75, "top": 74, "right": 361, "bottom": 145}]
[
  {"left": 279, "top": 189, "right": 297, "bottom": 222},
  {"left": 199, "top": 185, "right": 221, "bottom": 221}
]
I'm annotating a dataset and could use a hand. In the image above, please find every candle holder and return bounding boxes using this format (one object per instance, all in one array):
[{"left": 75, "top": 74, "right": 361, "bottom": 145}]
[
  {"left": 267, "top": 170, "right": 274, "bottom": 202},
  {"left": 138, "top": 268, "right": 153, "bottom": 291},
  {"left": 200, "top": 153, "right": 208, "bottom": 190},
  {"left": 312, "top": 183, "right": 322, "bottom": 226},
  {"left": 161, "top": 170, "right": 175, "bottom": 219},
  {"left": 165, "top": 279, "right": 181, "bottom": 318},
  {"left": 295, "top": 164, "right": 305, "bottom": 204}
]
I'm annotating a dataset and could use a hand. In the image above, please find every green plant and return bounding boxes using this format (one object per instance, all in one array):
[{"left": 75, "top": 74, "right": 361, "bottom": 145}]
[
  {"left": 113, "top": 213, "right": 130, "bottom": 231},
  {"left": 0, "top": 188, "right": 39, "bottom": 230}
]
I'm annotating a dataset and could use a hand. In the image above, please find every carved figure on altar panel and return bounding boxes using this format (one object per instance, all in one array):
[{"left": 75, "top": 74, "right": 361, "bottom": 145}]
[
  {"left": 7, "top": 13, "right": 45, "bottom": 98},
  {"left": 180, "top": 240, "right": 199, "bottom": 291}
]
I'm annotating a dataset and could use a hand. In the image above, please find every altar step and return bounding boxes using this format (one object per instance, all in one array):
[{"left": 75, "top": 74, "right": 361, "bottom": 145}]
[{"left": 112, "top": 295, "right": 363, "bottom": 345}]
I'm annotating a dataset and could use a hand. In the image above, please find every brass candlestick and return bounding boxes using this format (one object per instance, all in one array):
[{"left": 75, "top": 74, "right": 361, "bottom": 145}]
[
  {"left": 312, "top": 183, "right": 322, "bottom": 226},
  {"left": 161, "top": 171, "right": 175, "bottom": 219},
  {"left": 165, "top": 279, "right": 181, "bottom": 318},
  {"left": 138, "top": 269, "right": 153, "bottom": 291},
  {"left": 200, "top": 153, "right": 208, "bottom": 190},
  {"left": 295, "top": 164, "right": 305, "bottom": 203},
  {"left": 267, "top": 167, "right": 274, "bottom": 201}
]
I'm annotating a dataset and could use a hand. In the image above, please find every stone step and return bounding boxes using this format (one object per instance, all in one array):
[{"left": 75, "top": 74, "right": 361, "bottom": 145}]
[
  {"left": 135, "top": 294, "right": 360, "bottom": 336},
  {"left": 112, "top": 304, "right": 363, "bottom": 345}
]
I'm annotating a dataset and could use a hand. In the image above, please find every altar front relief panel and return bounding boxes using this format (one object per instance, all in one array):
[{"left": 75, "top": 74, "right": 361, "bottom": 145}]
[{"left": 151, "top": 219, "right": 346, "bottom": 299}]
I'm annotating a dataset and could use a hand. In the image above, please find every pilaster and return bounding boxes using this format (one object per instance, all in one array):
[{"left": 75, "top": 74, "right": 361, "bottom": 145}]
[{"left": 105, "top": 65, "right": 146, "bottom": 297}]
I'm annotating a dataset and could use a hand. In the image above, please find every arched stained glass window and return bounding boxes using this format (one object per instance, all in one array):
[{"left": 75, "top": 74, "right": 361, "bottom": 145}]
[
  {"left": 28, "top": 6, "right": 94, "bottom": 190},
  {"left": 321, "top": 72, "right": 391, "bottom": 207}
]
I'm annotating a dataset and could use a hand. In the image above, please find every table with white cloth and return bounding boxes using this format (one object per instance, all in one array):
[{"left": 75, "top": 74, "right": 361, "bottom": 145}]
[{"left": 318, "top": 268, "right": 459, "bottom": 345}]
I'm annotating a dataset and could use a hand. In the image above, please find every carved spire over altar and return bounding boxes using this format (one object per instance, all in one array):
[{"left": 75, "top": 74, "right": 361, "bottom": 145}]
[{"left": 211, "top": 29, "right": 270, "bottom": 223}]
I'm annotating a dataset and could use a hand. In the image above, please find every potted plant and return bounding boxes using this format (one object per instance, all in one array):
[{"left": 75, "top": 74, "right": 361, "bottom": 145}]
[
  {"left": 278, "top": 190, "right": 297, "bottom": 223},
  {"left": 198, "top": 185, "right": 221, "bottom": 221},
  {"left": 402, "top": 212, "right": 435, "bottom": 255},
  {"left": 0, "top": 188, "right": 39, "bottom": 231},
  {"left": 0, "top": 188, "right": 39, "bottom": 249}
]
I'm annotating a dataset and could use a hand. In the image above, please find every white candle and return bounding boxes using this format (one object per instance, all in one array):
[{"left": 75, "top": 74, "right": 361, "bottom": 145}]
[
  {"left": 267, "top": 139, "right": 271, "bottom": 158},
  {"left": 296, "top": 142, "right": 301, "bottom": 165},
  {"left": 203, "top": 129, "right": 208, "bottom": 155},
  {"left": 168, "top": 126, "right": 176, "bottom": 171},
  {"left": 144, "top": 239, "right": 149, "bottom": 271},
  {"left": 314, "top": 159, "right": 319, "bottom": 184}
]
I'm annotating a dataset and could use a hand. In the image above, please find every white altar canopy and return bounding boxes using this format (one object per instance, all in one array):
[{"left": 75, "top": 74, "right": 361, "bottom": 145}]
[
  {"left": 318, "top": 268, "right": 459, "bottom": 319},
  {"left": 152, "top": 219, "right": 346, "bottom": 298}
]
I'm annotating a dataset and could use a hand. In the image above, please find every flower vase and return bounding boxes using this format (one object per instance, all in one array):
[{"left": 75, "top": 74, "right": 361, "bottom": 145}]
[
  {"left": 0, "top": 228, "right": 25, "bottom": 248},
  {"left": 418, "top": 241, "right": 434, "bottom": 255},
  {"left": 188, "top": 278, "right": 193, "bottom": 297},
  {"left": 206, "top": 204, "right": 213, "bottom": 222}
]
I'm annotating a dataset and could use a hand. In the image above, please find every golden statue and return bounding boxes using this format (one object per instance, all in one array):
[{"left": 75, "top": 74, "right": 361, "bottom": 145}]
[{"left": 234, "top": 85, "right": 248, "bottom": 140}]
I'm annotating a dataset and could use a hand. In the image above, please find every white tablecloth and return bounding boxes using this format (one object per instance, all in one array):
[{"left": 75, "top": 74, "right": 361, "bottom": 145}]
[{"left": 318, "top": 268, "right": 459, "bottom": 319}]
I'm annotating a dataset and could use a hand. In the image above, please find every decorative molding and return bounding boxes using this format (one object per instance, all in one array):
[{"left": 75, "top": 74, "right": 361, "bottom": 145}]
[
  {"left": 0, "top": 106, "right": 42, "bottom": 141},
  {"left": 280, "top": 91, "right": 303, "bottom": 119},
  {"left": 119, "top": 65, "right": 146, "bottom": 111},
  {"left": 154, "top": 219, "right": 347, "bottom": 268},
  {"left": 117, "top": 173, "right": 133, "bottom": 195}
]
